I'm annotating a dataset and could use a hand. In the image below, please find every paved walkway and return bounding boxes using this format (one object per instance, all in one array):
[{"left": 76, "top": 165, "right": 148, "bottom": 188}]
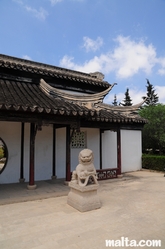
[
  {"left": 0, "top": 170, "right": 165, "bottom": 249},
  {"left": 0, "top": 178, "right": 69, "bottom": 206}
]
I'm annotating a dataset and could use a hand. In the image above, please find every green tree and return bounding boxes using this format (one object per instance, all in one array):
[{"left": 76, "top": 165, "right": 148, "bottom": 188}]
[
  {"left": 112, "top": 94, "right": 118, "bottom": 106},
  {"left": 139, "top": 104, "right": 165, "bottom": 154},
  {"left": 143, "top": 79, "right": 159, "bottom": 106},
  {"left": 121, "top": 88, "right": 133, "bottom": 106},
  {"left": 0, "top": 147, "right": 4, "bottom": 159}
]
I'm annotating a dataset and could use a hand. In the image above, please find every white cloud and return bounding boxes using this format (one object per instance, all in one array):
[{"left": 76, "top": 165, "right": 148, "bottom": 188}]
[
  {"left": 60, "top": 35, "right": 158, "bottom": 79},
  {"left": 155, "top": 86, "right": 165, "bottom": 104},
  {"left": 60, "top": 35, "right": 165, "bottom": 105},
  {"left": 158, "top": 69, "right": 165, "bottom": 75},
  {"left": 60, "top": 53, "right": 114, "bottom": 74},
  {"left": 60, "top": 56, "right": 76, "bottom": 69},
  {"left": 25, "top": 6, "right": 48, "bottom": 20},
  {"left": 12, "top": 0, "right": 23, "bottom": 4},
  {"left": 157, "top": 57, "right": 165, "bottom": 75},
  {"left": 49, "top": 0, "right": 84, "bottom": 5},
  {"left": 129, "top": 88, "right": 146, "bottom": 105},
  {"left": 71, "top": 0, "right": 85, "bottom": 2},
  {"left": 83, "top": 36, "right": 103, "bottom": 52},
  {"left": 60, "top": 54, "right": 109, "bottom": 73},
  {"left": 13, "top": 0, "right": 48, "bottom": 20},
  {"left": 112, "top": 36, "right": 157, "bottom": 78},
  {"left": 49, "top": 0, "right": 63, "bottom": 5},
  {"left": 22, "top": 55, "right": 31, "bottom": 60}
]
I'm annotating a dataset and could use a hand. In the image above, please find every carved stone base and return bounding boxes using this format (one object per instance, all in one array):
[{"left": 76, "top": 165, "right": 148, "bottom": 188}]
[
  {"left": 117, "top": 174, "right": 123, "bottom": 178},
  {"left": 19, "top": 178, "right": 25, "bottom": 183},
  {"left": 67, "top": 182, "right": 101, "bottom": 212},
  {"left": 27, "top": 184, "right": 37, "bottom": 190},
  {"left": 51, "top": 175, "right": 57, "bottom": 180}
]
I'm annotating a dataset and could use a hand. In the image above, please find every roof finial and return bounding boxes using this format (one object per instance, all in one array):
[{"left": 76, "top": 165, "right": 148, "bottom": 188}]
[{"left": 90, "top": 72, "right": 104, "bottom": 80}]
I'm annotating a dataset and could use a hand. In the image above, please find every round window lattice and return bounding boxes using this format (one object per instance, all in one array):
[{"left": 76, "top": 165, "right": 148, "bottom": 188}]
[{"left": 0, "top": 138, "right": 8, "bottom": 174}]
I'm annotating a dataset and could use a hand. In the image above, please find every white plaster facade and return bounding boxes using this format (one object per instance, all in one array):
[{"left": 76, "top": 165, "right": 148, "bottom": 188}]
[
  {"left": 102, "top": 130, "right": 117, "bottom": 169},
  {"left": 121, "top": 130, "right": 142, "bottom": 172},
  {"left": 0, "top": 121, "right": 142, "bottom": 183}
]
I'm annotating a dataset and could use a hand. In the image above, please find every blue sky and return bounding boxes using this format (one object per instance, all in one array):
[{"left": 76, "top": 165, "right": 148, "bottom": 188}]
[{"left": 1, "top": 0, "right": 165, "bottom": 104}]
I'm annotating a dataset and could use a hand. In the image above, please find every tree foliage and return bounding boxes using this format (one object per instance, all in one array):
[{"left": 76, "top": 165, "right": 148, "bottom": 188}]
[
  {"left": 112, "top": 94, "right": 118, "bottom": 106},
  {"left": 144, "top": 79, "right": 159, "bottom": 106},
  {"left": 0, "top": 147, "right": 4, "bottom": 159},
  {"left": 121, "top": 88, "right": 132, "bottom": 106},
  {"left": 139, "top": 104, "right": 165, "bottom": 154}
]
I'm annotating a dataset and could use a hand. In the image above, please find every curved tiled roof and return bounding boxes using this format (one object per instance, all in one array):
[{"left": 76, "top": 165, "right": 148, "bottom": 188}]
[
  {"left": 0, "top": 77, "right": 147, "bottom": 124},
  {"left": 0, "top": 54, "right": 110, "bottom": 89},
  {"left": 0, "top": 54, "right": 147, "bottom": 125}
]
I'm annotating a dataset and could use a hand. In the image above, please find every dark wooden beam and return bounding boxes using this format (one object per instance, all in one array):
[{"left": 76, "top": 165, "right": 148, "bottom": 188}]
[
  {"left": 99, "top": 129, "right": 103, "bottom": 170},
  {"left": 52, "top": 124, "right": 56, "bottom": 178},
  {"left": 19, "top": 122, "right": 25, "bottom": 182},
  {"left": 66, "top": 125, "right": 71, "bottom": 182},
  {"left": 27, "top": 123, "right": 37, "bottom": 189},
  {"left": 117, "top": 128, "right": 121, "bottom": 175},
  {"left": 0, "top": 112, "right": 80, "bottom": 125}
]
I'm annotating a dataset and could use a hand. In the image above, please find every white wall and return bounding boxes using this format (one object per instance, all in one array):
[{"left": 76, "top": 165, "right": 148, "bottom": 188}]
[
  {"left": 35, "top": 125, "right": 53, "bottom": 181},
  {"left": 0, "top": 121, "right": 142, "bottom": 183},
  {"left": 102, "top": 130, "right": 117, "bottom": 169},
  {"left": 24, "top": 126, "right": 68, "bottom": 180},
  {"left": 0, "top": 121, "right": 21, "bottom": 183},
  {"left": 0, "top": 122, "right": 54, "bottom": 183},
  {"left": 0, "top": 124, "right": 100, "bottom": 183},
  {"left": 23, "top": 123, "right": 30, "bottom": 182},
  {"left": 24, "top": 124, "right": 54, "bottom": 182},
  {"left": 121, "top": 130, "right": 142, "bottom": 173}
]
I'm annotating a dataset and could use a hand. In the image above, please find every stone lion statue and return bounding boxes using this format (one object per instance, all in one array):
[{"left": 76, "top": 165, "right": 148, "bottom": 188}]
[{"left": 71, "top": 149, "right": 98, "bottom": 187}]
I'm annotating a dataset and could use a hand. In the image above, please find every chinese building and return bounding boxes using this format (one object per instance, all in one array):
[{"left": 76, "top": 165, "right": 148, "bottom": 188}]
[{"left": 0, "top": 54, "right": 147, "bottom": 188}]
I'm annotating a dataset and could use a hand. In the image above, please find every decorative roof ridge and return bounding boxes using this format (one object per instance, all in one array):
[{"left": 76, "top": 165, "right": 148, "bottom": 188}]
[
  {"left": 100, "top": 98, "right": 147, "bottom": 112},
  {"left": 40, "top": 79, "right": 116, "bottom": 109},
  {"left": 0, "top": 54, "right": 110, "bottom": 86},
  {"left": 97, "top": 98, "right": 148, "bottom": 122}
]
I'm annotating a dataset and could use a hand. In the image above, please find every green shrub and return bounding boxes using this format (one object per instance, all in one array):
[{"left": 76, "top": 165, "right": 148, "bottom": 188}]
[
  {"left": 0, "top": 147, "right": 4, "bottom": 159},
  {"left": 142, "top": 154, "right": 165, "bottom": 172}
]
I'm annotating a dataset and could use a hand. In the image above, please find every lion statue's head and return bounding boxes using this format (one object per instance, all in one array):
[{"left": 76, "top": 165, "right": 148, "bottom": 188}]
[{"left": 78, "top": 149, "right": 93, "bottom": 165}]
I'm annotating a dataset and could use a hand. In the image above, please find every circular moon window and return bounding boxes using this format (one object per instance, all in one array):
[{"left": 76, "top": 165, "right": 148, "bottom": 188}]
[{"left": 0, "top": 138, "right": 8, "bottom": 174}]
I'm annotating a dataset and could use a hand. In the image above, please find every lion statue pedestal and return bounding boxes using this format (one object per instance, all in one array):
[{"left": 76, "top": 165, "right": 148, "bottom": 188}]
[{"left": 67, "top": 149, "right": 101, "bottom": 212}]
